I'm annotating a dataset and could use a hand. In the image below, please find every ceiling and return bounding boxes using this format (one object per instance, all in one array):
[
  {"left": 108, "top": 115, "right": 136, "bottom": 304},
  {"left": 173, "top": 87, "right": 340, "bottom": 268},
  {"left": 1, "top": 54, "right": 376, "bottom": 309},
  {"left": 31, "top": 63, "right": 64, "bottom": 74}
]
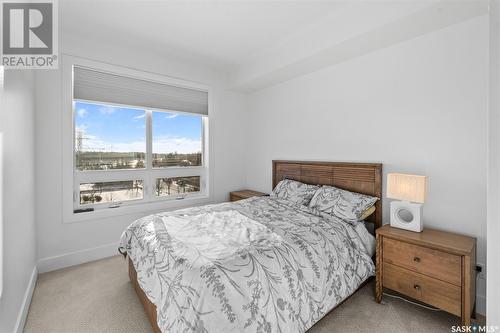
[
  {"left": 60, "top": 1, "right": 347, "bottom": 71},
  {"left": 60, "top": 1, "right": 489, "bottom": 92}
]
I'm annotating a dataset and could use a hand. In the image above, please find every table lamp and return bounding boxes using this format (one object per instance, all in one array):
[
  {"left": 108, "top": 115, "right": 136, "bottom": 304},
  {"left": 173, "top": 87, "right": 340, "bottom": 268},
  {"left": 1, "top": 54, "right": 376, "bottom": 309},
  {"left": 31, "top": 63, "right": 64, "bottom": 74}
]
[{"left": 386, "top": 173, "right": 427, "bottom": 232}]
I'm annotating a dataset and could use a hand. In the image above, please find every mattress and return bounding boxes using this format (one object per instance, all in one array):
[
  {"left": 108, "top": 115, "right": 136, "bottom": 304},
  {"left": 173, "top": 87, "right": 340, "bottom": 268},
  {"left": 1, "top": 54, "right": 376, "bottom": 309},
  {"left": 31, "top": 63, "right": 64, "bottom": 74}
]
[{"left": 119, "top": 196, "right": 375, "bottom": 333}]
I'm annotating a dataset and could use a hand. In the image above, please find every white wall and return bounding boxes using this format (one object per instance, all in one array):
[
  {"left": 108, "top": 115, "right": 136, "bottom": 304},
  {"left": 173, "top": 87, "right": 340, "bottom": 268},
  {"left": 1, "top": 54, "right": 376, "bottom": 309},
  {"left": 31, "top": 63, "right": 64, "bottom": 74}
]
[
  {"left": 487, "top": 0, "right": 500, "bottom": 325},
  {"left": 0, "top": 71, "right": 37, "bottom": 332},
  {"left": 245, "top": 16, "right": 488, "bottom": 314},
  {"left": 34, "top": 32, "right": 248, "bottom": 272}
]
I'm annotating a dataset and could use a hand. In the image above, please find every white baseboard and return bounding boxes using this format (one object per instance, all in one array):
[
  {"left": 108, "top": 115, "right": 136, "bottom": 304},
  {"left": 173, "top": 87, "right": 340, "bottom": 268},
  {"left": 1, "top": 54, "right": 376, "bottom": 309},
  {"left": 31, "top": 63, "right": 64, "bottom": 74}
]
[
  {"left": 15, "top": 266, "right": 37, "bottom": 333},
  {"left": 37, "top": 242, "right": 119, "bottom": 274}
]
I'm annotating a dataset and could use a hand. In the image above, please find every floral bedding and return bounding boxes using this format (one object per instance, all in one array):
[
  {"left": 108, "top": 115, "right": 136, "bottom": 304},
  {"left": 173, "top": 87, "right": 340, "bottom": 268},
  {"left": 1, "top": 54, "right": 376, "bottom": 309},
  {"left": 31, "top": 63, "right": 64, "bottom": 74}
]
[
  {"left": 119, "top": 196, "right": 375, "bottom": 333},
  {"left": 271, "top": 179, "right": 319, "bottom": 206},
  {"left": 308, "top": 185, "right": 378, "bottom": 224}
]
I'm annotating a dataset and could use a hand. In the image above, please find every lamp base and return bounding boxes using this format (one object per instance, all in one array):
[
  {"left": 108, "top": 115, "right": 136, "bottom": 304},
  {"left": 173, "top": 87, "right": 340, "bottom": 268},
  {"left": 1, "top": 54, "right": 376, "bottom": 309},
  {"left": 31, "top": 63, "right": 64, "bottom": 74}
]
[{"left": 390, "top": 201, "right": 423, "bottom": 232}]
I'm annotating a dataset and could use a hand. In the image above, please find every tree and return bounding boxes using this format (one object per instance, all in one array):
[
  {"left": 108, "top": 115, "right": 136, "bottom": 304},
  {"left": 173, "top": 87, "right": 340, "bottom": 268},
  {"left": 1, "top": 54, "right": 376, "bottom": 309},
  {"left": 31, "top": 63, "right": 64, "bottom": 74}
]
[
  {"left": 133, "top": 180, "right": 141, "bottom": 195},
  {"left": 155, "top": 179, "right": 162, "bottom": 196},
  {"left": 177, "top": 178, "right": 187, "bottom": 193},
  {"left": 165, "top": 178, "right": 173, "bottom": 195}
]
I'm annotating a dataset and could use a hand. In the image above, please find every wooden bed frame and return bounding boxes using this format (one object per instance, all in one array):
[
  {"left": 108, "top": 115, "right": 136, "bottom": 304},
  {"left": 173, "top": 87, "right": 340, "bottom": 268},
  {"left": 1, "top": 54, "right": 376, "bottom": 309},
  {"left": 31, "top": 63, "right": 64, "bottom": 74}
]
[{"left": 128, "top": 160, "right": 383, "bottom": 332}]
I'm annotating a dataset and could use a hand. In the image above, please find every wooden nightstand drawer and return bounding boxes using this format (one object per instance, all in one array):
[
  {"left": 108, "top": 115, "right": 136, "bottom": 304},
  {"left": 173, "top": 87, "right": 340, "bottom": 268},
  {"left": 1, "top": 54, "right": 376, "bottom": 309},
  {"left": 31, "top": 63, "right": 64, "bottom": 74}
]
[
  {"left": 383, "top": 262, "right": 461, "bottom": 316},
  {"left": 383, "top": 238, "right": 461, "bottom": 286}
]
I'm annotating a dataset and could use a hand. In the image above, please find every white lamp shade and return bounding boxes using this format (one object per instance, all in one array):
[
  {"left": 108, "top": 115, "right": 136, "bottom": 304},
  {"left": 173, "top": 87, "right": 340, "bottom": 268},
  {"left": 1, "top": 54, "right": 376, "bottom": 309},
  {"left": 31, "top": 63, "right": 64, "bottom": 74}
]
[{"left": 387, "top": 173, "right": 427, "bottom": 203}]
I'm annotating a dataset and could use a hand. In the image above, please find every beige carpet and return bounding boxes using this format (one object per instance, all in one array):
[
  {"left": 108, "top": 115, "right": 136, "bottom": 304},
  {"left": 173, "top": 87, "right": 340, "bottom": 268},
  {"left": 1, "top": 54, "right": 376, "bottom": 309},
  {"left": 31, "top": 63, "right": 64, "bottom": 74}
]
[{"left": 24, "top": 256, "right": 482, "bottom": 333}]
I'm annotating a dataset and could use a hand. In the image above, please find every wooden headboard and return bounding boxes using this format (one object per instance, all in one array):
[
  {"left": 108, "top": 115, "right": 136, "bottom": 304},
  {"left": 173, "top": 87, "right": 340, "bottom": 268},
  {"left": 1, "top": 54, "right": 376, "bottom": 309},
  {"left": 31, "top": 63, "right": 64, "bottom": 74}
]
[{"left": 272, "top": 160, "right": 383, "bottom": 230}]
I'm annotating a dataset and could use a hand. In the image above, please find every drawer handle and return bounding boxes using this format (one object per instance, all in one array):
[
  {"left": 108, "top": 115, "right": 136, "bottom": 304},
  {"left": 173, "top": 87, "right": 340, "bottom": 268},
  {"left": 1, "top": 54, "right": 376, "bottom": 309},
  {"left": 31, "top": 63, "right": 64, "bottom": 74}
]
[
  {"left": 414, "top": 284, "right": 421, "bottom": 291},
  {"left": 413, "top": 256, "right": 421, "bottom": 263}
]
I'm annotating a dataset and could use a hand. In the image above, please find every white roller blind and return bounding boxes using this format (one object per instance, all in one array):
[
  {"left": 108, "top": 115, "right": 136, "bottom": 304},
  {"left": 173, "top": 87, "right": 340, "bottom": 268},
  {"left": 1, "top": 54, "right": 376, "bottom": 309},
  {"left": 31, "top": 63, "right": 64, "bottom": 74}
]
[{"left": 73, "top": 66, "right": 208, "bottom": 115}]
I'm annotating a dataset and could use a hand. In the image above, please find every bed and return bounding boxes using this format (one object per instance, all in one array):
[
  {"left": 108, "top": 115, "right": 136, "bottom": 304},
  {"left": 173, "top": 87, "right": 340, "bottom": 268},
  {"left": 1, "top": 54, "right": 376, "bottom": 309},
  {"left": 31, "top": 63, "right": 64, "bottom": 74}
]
[{"left": 119, "top": 160, "right": 382, "bottom": 333}]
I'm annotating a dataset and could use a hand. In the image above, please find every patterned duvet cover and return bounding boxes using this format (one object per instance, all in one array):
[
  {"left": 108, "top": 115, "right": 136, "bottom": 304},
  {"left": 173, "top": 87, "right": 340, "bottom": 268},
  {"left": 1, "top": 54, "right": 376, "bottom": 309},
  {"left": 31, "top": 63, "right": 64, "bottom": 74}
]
[{"left": 119, "top": 196, "right": 375, "bottom": 333}]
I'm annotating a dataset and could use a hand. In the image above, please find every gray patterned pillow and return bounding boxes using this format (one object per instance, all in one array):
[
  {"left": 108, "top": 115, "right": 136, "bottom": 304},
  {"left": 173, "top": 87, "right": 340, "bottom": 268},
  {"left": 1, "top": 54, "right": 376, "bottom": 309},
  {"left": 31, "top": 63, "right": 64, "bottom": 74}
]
[
  {"left": 271, "top": 179, "right": 319, "bottom": 206},
  {"left": 308, "top": 185, "right": 378, "bottom": 224}
]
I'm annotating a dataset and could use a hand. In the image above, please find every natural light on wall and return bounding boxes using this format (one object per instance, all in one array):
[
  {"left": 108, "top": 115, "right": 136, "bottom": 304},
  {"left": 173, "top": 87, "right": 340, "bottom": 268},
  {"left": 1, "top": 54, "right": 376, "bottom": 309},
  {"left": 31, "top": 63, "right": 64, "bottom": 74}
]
[
  {"left": 0, "top": 66, "right": 4, "bottom": 88},
  {"left": 0, "top": 133, "right": 3, "bottom": 298},
  {"left": 0, "top": 67, "right": 3, "bottom": 298}
]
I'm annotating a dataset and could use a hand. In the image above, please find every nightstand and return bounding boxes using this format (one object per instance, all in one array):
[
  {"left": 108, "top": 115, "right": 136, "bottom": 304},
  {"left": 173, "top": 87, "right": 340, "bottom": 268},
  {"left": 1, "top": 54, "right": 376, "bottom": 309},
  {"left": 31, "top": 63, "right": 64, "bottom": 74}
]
[
  {"left": 229, "top": 190, "right": 266, "bottom": 202},
  {"left": 375, "top": 225, "right": 476, "bottom": 325}
]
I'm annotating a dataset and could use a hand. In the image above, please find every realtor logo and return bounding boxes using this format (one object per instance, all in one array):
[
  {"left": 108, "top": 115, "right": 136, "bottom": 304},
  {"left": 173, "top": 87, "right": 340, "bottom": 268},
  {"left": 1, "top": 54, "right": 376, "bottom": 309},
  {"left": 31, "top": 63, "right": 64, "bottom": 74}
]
[{"left": 1, "top": 0, "right": 58, "bottom": 69}]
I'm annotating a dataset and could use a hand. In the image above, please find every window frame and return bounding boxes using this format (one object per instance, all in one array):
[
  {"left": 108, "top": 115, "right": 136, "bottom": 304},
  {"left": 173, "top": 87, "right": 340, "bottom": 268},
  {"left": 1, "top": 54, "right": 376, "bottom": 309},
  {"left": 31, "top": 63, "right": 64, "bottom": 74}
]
[
  {"left": 72, "top": 102, "right": 208, "bottom": 210},
  {"left": 62, "top": 55, "right": 213, "bottom": 223}
]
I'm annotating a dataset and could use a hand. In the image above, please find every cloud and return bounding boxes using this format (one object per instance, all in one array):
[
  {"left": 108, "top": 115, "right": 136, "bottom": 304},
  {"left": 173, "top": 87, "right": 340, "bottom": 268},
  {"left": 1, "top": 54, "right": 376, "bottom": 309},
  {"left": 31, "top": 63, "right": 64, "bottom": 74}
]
[
  {"left": 133, "top": 114, "right": 146, "bottom": 120},
  {"left": 75, "top": 124, "right": 87, "bottom": 131},
  {"left": 77, "top": 108, "right": 88, "bottom": 118},
  {"left": 152, "top": 136, "right": 201, "bottom": 154},
  {"left": 99, "top": 106, "right": 117, "bottom": 115},
  {"left": 79, "top": 134, "right": 200, "bottom": 154},
  {"left": 164, "top": 113, "right": 178, "bottom": 119},
  {"left": 100, "top": 140, "right": 146, "bottom": 153}
]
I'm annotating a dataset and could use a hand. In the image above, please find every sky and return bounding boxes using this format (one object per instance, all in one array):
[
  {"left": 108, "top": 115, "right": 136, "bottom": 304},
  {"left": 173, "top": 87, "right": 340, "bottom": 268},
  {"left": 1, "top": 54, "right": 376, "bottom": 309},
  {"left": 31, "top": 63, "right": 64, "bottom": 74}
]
[{"left": 75, "top": 101, "right": 202, "bottom": 154}]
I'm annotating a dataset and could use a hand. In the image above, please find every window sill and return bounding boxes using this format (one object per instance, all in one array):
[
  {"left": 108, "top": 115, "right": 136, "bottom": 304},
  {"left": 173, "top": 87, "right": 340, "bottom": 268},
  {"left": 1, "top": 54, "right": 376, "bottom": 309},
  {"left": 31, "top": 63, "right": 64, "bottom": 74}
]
[{"left": 64, "top": 194, "right": 212, "bottom": 223}]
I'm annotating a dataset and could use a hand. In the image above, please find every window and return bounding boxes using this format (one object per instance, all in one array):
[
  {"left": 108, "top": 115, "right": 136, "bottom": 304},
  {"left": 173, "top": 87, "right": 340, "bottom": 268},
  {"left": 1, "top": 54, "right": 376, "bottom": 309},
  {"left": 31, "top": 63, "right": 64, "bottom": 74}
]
[
  {"left": 72, "top": 66, "right": 208, "bottom": 212},
  {"left": 75, "top": 102, "right": 146, "bottom": 171},
  {"left": 155, "top": 176, "right": 201, "bottom": 197},
  {"left": 152, "top": 111, "right": 203, "bottom": 168},
  {"left": 79, "top": 180, "right": 144, "bottom": 205}
]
